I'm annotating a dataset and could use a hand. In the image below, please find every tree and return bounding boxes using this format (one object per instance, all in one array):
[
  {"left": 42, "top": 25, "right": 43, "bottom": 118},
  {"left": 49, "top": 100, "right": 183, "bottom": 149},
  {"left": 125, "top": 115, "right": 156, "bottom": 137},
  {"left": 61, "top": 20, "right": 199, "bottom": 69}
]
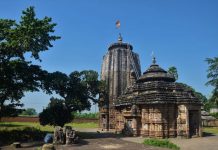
[
  {"left": 168, "top": 66, "right": 178, "bottom": 80},
  {"left": 0, "top": 7, "right": 60, "bottom": 119},
  {"left": 39, "top": 97, "right": 72, "bottom": 127},
  {"left": 205, "top": 57, "right": 218, "bottom": 88},
  {"left": 39, "top": 70, "right": 102, "bottom": 126},
  {"left": 206, "top": 57, "right": 218, "bottom": 108},
  {"left": 20, "top": 108, "right": 37, "bottom": 116},
  {"left": 47, "top": 70, "right": 101, "bottom": 112}
]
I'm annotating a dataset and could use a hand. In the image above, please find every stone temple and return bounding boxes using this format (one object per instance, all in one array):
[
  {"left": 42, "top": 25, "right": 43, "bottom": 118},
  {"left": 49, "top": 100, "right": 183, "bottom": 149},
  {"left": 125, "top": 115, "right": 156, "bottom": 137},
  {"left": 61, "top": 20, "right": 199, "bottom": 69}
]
[{"left": 99, "top": 35, "right": 202, "bottom": 138}]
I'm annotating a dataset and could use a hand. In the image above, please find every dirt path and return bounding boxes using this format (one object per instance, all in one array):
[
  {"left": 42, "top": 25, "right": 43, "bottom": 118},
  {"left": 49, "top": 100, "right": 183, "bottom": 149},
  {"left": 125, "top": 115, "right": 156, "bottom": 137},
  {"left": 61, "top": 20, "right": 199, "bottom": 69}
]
[
  {"left": 169, "top": 135, "right": 218, "bottom": 150},
  {"left": 56, "top": 138, "right": 165, "bottom": 150},
  {"left": 0, "top": 138, "right": 164, "bottom": 150}
]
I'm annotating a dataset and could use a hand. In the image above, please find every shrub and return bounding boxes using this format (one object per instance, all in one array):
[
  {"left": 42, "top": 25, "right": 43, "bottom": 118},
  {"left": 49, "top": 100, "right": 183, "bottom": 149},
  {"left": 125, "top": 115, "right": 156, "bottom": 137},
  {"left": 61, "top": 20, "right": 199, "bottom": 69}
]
[
  {"left": 210, "top": 112, "right": 218, "bottom": 119},
  {"left": 39, "top": 98, "right": 73, "bottom": 127},
  {"left": 72, "top": 112, "right": 99, "bottom": 119},
  {"left": 143, "top": 138, "right": 180, "bottom": 150}
]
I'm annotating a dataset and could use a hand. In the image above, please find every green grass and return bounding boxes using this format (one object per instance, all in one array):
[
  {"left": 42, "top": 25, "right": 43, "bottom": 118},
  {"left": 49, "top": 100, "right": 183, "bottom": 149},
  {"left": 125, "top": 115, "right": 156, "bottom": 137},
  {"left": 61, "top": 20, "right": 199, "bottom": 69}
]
[
  {"left": 203, "top": 127, "right": 218, "bottom": 134},
  {"left": 68, "top": 122, "right": 98, "bottom": 128},
  {"left": 0, "top": 121, "right": 98, "bottom": 146},
  {"left": 0, "top": 121, "right": 98, "bottom": 132},
  {"left": 143, "top": 138, "right": 180, "bottom": 150},
  {"left": 0, "top": 122, "right": 54, "bottom": 132}
]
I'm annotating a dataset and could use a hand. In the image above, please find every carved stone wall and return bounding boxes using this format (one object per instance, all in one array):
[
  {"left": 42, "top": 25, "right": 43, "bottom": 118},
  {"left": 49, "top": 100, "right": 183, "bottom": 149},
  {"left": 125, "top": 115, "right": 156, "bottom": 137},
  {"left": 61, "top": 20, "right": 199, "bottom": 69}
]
[
  {"left": 140, "top": 104, "right": 177, "bottom": 138},
  {"left": 177, "top": 105, "right": 188, "bottom": 137},
  {"left": 115, "top": 104, "right": 201, "bottom": 138}
]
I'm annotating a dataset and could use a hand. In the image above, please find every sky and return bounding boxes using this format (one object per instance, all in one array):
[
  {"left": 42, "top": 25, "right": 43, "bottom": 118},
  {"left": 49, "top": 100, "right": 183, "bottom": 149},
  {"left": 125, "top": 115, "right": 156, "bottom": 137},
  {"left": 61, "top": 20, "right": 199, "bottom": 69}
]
[{"left": 0, "top": 0, "right": 217, "bottom": 113}]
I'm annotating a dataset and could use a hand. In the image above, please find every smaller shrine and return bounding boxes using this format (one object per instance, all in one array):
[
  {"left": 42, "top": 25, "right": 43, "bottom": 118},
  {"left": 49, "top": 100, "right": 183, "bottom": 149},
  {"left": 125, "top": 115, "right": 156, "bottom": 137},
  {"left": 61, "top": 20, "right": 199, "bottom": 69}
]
[{"left": 114, "top": 57, "right": 202, "bottom": 138}]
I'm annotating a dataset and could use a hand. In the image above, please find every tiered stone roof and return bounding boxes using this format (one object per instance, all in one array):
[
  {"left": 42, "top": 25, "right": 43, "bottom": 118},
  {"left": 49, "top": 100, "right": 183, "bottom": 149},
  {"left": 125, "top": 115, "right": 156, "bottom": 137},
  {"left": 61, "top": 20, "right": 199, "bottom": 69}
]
[{"left": 114, "top": 57, "right": 201, "bottom": 106}]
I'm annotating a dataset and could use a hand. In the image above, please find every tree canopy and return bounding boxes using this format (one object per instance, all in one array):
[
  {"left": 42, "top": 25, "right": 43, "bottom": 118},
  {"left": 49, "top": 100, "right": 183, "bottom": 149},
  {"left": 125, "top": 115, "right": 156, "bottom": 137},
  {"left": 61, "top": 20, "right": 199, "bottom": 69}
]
[
  {"left": 39, "top": 97, "right": 72, "bottom": 127},
  {"left": 206, "top": 57, "right": 218, "bottom": 108},
  {"left": 39, "top": 70, "right": 103, "bottom": 126},
  {"left": 20, "top": 108, "right": 37, "bottom": 116},
  {"left": 168, "top": 66, "right": 178, "bottom": 80},
  {"left": 0, "top": 7, "right": 60, "bottom": 118},
  {"left": 206, "top": 57, "right": 218, "bottom": 88}
]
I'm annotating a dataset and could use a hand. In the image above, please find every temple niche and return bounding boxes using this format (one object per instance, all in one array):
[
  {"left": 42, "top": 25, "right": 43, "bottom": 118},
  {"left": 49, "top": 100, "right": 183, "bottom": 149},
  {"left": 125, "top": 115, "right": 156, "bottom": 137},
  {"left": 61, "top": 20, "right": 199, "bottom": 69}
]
[{"left": 114, "top": 57, "right": 202, "bottom": 138}]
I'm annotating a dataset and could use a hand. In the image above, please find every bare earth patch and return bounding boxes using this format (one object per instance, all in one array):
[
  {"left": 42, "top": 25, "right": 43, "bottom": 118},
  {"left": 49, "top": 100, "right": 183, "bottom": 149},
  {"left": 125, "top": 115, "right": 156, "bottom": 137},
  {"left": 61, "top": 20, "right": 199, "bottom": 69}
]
[{"left": 100, "top": 144, "right": 123, "bottom": 149}]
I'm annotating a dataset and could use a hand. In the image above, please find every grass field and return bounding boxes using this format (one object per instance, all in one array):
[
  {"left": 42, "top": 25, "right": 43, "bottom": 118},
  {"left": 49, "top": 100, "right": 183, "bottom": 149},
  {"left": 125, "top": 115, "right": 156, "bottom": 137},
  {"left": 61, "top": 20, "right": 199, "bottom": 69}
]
[
  {"left": 0, "top": 121, "right": 98, "bottom": 146},
  {"left": 0, "top": 122, "right": 98, "bottom": 132},
  {"left": 203, "top": 127, "right": 218, "bottom": 134}
]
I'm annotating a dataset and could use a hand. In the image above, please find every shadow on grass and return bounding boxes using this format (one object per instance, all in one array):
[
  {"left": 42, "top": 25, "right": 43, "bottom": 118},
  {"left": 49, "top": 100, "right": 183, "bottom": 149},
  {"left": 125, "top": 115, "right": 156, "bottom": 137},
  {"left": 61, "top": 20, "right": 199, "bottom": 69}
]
[
  {"left": 0, "top": 123, "right": 25, "bottom": 128},
  {"left": 203, "top": 132, "right": 216, "bottom": 137},
  {"left": 0, "top": 127, "right": 50, "bottom": 147}
]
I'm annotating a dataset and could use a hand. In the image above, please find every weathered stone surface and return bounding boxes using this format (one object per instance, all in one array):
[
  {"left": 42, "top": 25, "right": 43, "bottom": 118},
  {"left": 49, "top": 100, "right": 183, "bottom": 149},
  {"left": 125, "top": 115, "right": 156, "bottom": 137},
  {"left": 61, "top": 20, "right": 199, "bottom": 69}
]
[
  {"left": 114, "top": 58, "right": 202, "bottom": 138},
  {"left": 54, "top": 126, "right": 79, "bottom": 145}
]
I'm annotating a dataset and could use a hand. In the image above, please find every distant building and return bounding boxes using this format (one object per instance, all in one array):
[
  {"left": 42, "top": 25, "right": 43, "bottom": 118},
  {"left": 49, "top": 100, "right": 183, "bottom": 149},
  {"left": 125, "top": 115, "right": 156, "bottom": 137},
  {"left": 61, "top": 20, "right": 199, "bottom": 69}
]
[
  {"left": 210, "top": 108, "right": 218, "bottom": 114},
  {"left": 99, "top": 35, "right": 202, "bottom": 138}
]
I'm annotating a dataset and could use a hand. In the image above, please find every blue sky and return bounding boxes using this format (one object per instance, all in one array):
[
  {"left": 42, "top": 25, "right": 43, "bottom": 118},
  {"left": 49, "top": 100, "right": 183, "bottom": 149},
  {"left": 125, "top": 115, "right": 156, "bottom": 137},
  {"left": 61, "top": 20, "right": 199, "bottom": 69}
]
[{"left": 0, "top": 0, "right": 217, "bottom": 113}]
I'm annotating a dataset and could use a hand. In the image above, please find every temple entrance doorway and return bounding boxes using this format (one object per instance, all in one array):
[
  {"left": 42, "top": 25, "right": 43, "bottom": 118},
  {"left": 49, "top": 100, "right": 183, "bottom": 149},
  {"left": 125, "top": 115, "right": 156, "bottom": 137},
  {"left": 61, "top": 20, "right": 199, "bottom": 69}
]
[
  {"left": 123, "top": 118, "right": 133, "bottom": 136},
  {"left": 189, "top": 110, "right": 199, "bottom": 137},
  {"left": 127, "top": 119, "right": 132, "bottom": 128}
]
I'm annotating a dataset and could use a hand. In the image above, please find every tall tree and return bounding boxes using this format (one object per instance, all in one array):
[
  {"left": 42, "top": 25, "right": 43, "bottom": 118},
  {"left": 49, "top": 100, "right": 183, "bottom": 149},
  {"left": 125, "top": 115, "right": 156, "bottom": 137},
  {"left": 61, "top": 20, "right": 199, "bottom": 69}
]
[
  {"left": 168, "top": 66, "right": 178, "bottom": 80},
  {"left": 0, "top": 7, "right": 60, "bottom": 119},
  {"left": 206, "top": 57, "right": 218, "bottom": 88},
  {"left": 206, "top": 57, "right": 218, "bottom": 108},
  {"left": 48, "top": 70, "right": 101, "bottom": 112}
]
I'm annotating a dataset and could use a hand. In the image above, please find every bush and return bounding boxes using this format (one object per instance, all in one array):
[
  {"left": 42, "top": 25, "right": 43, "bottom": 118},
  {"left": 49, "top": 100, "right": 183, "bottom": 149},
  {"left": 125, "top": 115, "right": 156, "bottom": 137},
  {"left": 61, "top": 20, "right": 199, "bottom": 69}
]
[
  {"left": 73, "top": 112, "right": 99, "bottom": 119},
  {"left": 0, "top": 127, "right": 47, "bottom": 146},
  {"left": 39, "top": 98, "right": 73, "bottom": 127},
  {"left": 210, "top": 112, "right": 218, "bottom": 118},
  {"left": 143, "top": 138, "right": 180, "bottom": 150}
]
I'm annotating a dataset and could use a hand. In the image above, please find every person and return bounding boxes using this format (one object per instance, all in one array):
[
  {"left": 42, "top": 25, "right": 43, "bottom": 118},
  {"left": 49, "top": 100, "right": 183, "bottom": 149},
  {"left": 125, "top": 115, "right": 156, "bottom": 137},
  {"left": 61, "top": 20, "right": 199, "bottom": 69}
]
[{"left": 44, "top": 133, "right": 53, "bottom": 143}]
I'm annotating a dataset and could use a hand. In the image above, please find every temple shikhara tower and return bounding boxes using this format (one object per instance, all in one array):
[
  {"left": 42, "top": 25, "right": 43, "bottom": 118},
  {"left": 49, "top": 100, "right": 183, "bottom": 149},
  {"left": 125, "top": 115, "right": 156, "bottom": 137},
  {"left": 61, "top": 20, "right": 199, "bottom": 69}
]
[{"left": 99, "top": 34, "right": 141, "bottom": 129}]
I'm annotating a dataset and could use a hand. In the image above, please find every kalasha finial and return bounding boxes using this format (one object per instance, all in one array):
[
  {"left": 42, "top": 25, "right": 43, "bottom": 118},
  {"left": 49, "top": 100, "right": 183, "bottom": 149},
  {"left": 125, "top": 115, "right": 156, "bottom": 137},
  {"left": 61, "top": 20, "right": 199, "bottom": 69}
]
[
  {"left": 152, "top": 55, "right": 156, "bottom": 64},
  {"left": 151, "top": 51, "right": 156, "bottom": 64},
  {"left": 118, "top": 33, "right": 123, "bottom": 43}
]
